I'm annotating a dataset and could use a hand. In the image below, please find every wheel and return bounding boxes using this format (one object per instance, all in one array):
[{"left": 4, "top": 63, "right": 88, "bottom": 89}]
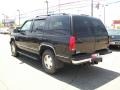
[
  {"left": 42, "top": 50, "right": 58, "bottom": 74},
  {"left": 11, "top": 41, "right": 18, "bottom": 57}
]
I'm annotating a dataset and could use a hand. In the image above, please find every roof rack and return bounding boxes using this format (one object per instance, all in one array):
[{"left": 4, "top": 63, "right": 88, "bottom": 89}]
[
  {"left": 35, "top": 13, "right": 68, "bottom": 18},
  {"left": 50, "top": 13, "right": 68, "bottom": 15},
  {"left": 80, "top": 14, "right": 89, "bottom": 16},
  {"left": 35, "top": 15, "right": 49, "bottom": 18}
]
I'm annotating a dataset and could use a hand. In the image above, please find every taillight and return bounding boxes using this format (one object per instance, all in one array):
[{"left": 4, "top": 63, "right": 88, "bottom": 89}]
[{"left": 69, "top": 36, "right": 76, "bottom": 52}]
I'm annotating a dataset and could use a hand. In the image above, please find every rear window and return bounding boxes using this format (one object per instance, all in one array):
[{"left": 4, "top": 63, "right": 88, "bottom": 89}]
[
  {"left": 91, "top": 19, "right": 108, "bottom": 36},
  {"left": 73, "top": 16, "right": 92, "bottom": 37}
]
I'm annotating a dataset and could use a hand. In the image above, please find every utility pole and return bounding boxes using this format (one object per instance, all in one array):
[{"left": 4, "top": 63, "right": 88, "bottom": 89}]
[
  {"left": 104, "top": 5, "right": 105, "bottom": 25},
  {"left": 17, "top": 9, "right": 20, "bottom": 26},
  {"left": 103, "top": 5, "right": 108, "bottom": 25},
  {"left": 2, "top": 14, "right": 5, "bottom": 27},
  {"left": 45, "top": 0, "right": 48, "bottom": 15},
  {"left": 91, "top": 0, "right": 93, "bottom": 16},
  {"left": 58, "top": 0, "right": 60, "bottom": 14}
]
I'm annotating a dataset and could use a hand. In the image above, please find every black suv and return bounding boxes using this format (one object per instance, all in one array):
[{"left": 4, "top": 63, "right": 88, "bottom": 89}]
[{"left": 10, "top": 14, "right": 109, "bottom": 74}]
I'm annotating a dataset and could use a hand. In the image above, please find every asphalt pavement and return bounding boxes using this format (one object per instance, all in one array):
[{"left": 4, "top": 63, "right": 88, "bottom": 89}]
[{"left": 0, "top": 34, "right": 120, "bottom": 90}]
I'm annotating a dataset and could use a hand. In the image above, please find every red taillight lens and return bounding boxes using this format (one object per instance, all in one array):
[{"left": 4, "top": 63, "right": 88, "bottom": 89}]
[{"left": 69, "top": 36, "right": 76, "bottom": 52}]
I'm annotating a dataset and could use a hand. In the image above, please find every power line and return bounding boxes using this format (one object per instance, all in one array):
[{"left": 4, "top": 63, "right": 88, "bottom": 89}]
[
  {"left": 11, "top": 0, "right": 99, "bottom": 19},
  {"left": 52, "top": 5, "right": 90, "bottom": 13},
  {"left": 107, "top": 0, "right": 120, "bottom": 5},
  {"left": 21, "top": 1, "right": 90, "bottom": 15},
  {"left": 49, "top": 0, "right": 90, "bottom": 8}
]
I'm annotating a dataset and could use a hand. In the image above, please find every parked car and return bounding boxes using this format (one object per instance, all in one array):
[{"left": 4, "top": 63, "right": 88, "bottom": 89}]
[
  {"left": 107, "top": 29, "right": 120, "bottom": 47},
  {"left": 0, "top": 29, "right": 10, "bottom": 34},
  {"left": 10, "top": 14, "right": 110, "bottom": 74}
]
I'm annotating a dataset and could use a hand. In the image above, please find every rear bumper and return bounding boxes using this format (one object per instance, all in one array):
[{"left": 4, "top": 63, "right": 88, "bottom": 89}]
[
  {"left": 72, "top": 56, "right": 102, "bottom": 65},
  {"left": 71, "top": 53, "right": 102, "bottom": 65},
  {"left": 110, "top": 41, "right": 120, "bottom": 45},
  {"left": 56, "top": 53, "right": 103, "bottom": 65}
]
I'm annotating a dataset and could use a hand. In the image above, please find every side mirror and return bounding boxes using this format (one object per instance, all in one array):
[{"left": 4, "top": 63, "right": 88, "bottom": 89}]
[
  {"left": 13, "top": 27, "right": 21, "bottom": 33},
  {"left": 16, "top": 27, "right": 21, "bottom": 30}
]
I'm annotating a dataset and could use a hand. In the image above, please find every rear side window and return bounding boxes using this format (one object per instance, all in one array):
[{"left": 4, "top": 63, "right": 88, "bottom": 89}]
[
  {"left": 73, "top": 16, "right": 92, "bottom": 37},
  {"left": 48, "top": 16, "right": 70, "bottom": 31},
  {"left": 32, "top": 19, "right": 45, "bottom": 30},
  {"left": 91, "top": 19, "right": 108, "bottom": 36}
]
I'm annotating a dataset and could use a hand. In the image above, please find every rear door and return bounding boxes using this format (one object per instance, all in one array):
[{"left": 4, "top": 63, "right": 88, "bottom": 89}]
[
  {"left": 43, "top": 16, "right": 70, "bottom": 56},
  {"left": 91, "top": 19, "right": 109, "bottom": 50},
  {"left": 27, "top": 19, "right": 45, "bottom": 54},
  {"left": 73, "top": 16, "right": 95, "bottom": 53}
]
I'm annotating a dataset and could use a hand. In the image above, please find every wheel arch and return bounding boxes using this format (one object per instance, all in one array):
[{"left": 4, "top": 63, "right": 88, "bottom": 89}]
[
  {"left": 10, "top": 38, "right": 15, "bottom": 44},
  {"left": 39, "top": 43, "right": 56, "bottom": 57}
]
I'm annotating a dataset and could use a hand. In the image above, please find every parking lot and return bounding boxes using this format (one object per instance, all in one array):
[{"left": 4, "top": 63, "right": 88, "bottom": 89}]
[{"left": 0, "top": 34, "right": 120, "bottom": 90}]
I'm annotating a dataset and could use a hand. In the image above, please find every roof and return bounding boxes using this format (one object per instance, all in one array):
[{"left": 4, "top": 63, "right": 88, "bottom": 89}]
[{"left": 28, "top": 14, "right": 99, "bottom": 20}]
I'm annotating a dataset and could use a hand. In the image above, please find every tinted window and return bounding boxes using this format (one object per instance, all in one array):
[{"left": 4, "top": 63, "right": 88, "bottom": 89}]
[
  {"left": 33, "top": 19, "right": 45, "bottom": 30},
  {"left": 21, "top": 21, "right": 32, "bottom": 31},
  {"left": 48, "top": 16, "right": 70, "bottom": 30},
  {"left": 73, "top": 16, "right": 92, "bottom": 37},
  {"left": 91, "top": 19, "right": 108, "bottom": 36}
]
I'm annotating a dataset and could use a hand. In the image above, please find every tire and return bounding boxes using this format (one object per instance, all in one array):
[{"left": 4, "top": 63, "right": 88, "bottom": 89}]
[
  {"left": 42, "top": 50, "right": 58, "bottom": 74},
  {"left": 11, "top": 41, "right": 18, "bottom": 57}
]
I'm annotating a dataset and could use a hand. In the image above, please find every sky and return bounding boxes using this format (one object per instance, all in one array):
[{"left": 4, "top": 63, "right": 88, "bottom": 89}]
[
  {"left": 0, "top": 0, "right": 120, "bottom": 27},
  {"left": 0, "top": 0, "right": 80, "bottom": 16},
  {"left": 0, "top": 0, "right": 44, "bottom": 16}
]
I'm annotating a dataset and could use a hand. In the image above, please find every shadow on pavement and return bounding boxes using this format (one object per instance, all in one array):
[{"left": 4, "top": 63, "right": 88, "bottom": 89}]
[
  {"left": 17, "top": 54, "right": 120, "bottom": 90},
  {"left": 54, "top": 65, "right": 120, "bottom": 90}
]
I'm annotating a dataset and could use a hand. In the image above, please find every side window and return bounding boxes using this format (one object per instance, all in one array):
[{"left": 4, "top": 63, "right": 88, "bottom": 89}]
[
  {"left": 91, "top": 19, "right": 107, "bottom": 36},
  {"left": 32, "top": 19, "right": 45, "bottom": 30},
  {"left": 21, "top": 21, "right": 32, "bottom": 31},
  {"left": 48, "top": 16, "right": 70, "bottom": 30},
  {"left": 73, "top": 16, "right": 92, "bottom": 37}
]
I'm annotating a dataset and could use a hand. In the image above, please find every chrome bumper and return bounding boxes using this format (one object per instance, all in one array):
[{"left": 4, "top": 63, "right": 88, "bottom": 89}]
[
  {"left": 72, "top": 56, "right": 102, "bottom": 65},
  {"left": 72, "top": 58, "right": 91, "bottom": 65}
]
